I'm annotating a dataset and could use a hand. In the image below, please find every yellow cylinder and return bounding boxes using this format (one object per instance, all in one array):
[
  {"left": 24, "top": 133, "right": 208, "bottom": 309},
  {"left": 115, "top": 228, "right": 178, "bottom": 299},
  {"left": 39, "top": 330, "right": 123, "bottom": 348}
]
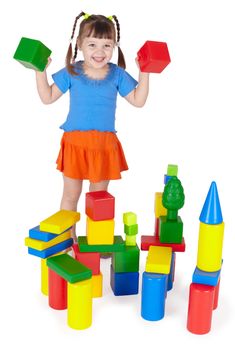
[
  {"left": 41, "top": 258, "right": 48, "bottom": 296},
  {"left": 67, "top": 279, "right": 92, "bottom": 330},
  {"left": 92, "top": 273, "right": 103, "bottom": 298},
  {"left": 197, "top": 222, "right": 224, "bottom": 272}
]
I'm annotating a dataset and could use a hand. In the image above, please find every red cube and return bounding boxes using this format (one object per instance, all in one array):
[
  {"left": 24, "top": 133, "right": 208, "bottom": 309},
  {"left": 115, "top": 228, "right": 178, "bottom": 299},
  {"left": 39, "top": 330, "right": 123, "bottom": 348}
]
[
  {"left": 85, "top": 191, "right": 115, "bottom": 221},
  {"left": 137, "top": 41, "right": 171, "bottom": 73},
  {"left": 73, "top": 244, "right": 100, "bottom": 275}
]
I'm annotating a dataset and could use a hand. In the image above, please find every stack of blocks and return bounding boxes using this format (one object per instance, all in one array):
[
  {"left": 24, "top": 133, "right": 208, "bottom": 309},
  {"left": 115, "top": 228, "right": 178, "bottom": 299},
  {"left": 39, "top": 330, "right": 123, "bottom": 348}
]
[
  {"left": 141, "top": 165, "right": 185, "bottom": 321},
  {"left": 186, "top": 182, "right": 225, "bottom": 334}
]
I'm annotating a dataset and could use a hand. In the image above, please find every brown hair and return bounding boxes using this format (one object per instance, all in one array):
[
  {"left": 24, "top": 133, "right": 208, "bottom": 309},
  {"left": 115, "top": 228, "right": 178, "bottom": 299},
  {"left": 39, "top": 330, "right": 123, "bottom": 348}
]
[{"left": 66, "top": 12, "right": 126, "bottom": 75}]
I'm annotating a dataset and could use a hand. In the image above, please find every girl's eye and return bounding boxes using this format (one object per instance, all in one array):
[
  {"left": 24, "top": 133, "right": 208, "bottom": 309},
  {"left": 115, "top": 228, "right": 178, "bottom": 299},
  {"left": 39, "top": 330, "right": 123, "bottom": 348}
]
[
  {"left": 88, "top": 44, "right": 95, "bottom": 47},
  {"left": 105, "top": 44, "right": 111, "bottom": 48}
]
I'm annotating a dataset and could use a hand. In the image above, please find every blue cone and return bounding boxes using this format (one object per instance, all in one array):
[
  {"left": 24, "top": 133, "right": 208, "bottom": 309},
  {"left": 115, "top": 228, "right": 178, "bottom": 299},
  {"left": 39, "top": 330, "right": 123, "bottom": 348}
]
[{"left": 199, "top": 181, "right": 223, "bottom": 224}]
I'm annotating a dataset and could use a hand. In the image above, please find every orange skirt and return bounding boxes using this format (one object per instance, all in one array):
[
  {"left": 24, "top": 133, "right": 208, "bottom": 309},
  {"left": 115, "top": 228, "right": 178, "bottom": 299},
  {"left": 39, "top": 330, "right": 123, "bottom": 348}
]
[{"left": 56, "top": 130, "right": 128, "bottom": 182}]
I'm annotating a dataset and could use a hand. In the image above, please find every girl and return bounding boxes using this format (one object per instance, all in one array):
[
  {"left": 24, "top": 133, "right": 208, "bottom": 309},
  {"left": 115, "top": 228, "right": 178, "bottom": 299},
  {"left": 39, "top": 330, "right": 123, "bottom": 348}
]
[{"left": 35, "top": 12, "right": 150, "bottom": 240}]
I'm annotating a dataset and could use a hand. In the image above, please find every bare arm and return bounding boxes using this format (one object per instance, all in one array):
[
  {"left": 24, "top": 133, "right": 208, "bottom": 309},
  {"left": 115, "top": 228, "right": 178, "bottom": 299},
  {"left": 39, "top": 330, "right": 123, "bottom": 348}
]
[
  {"left": 125, "top": 59, "right": 150, "bottom": 107},
  {"left": 35, "top": 58, "right": 63, "bottom": 104}
]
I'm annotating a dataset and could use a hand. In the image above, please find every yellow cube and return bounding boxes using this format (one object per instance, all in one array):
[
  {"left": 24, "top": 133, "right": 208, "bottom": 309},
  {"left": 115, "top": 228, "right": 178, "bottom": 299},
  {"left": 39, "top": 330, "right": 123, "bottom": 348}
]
[
  {"left": 40, "top": 210, "right": 80, "bottom": 234},
  {"left": 146, "top": 246, "right": 172, "bottom": 274},
  {"left": 154, "top": 193, "right": 167, "bottom": 218},
  {"left": 92, "top": 273, "right": 103, "bottom": 298},
  {"left": 86, "top": 217, "right": 114, "bottom": 245}
]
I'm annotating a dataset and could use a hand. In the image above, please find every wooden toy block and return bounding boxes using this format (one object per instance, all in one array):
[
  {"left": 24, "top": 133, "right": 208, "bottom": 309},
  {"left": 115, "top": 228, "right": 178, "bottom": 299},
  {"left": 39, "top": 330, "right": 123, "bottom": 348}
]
[
  {"left": 73, "top": 244, "right": 100, "bottom": 275},
  {"left": 187, "top": 283, "right": 215, "bottom": 334},
  {"left": 167, "top": 164, "right": 178, "bottom": 176},
  {"left": 197, "top": 222, "right": 224, "bottom": 272},
  {"left": 41, "top": 258, "right": 48, "bottom": 296},
  {"left": 159, "top": 216, "right": 183, "bottom": 244},
  {"left": 125, "top": 235, "right": 137, "bottom": 246},
  {"left": 25, "top": 229, "right": 72, "bottom": 250},
  {"left": 213, "top": 279, "right": 220, "bottom": 310},
  {"left": 164, "top": 174, "right": 171, "bottom": 185},
  {"left": 141, "top": 235, "right": 186, "bottom": 252},
  {"left": 28, "top": 238, "right": 73, "bottom": 258},
  {"left": 141, "top": 272, "right": 167, "bottom": 321},
  {"left": 167, "top": 252, "right": 176, "bottom": 291},
  {"left": 124, "top": 223, "right": 138, "bottom": 236},
  {"left": 67, "top": 279, "right": 92, "bottom": 330},
  {"left": 40, "top": 210, "right": 80, "bottom": 234},
  {"left": 78, "top": 235, "right": 125, "bottom": 253},
  {"left": 47, "top": 254, "right": 92, "bottom": 283},
  {"left": 146, "top": 246, "right": 172, "bottom": 274},
  {"left": 154, "top": 193, "right": 167, "bottom": 218},
  {"left": 137, "top": 41, "right": 171, "bottom": 73},
  {"left": 48, "top": 268, "right": 67, "bottom": 310},
  {"left": 85, "top": 191, "right": 115, "bottom": 221},
  {"left": 86, "top": 216, "right": 114, "bottom": 245},
  {"left": 110, "top": 265, "right": 139, "bottom": 296},
  {"left": 123, "top": 212, "right": 137, "bottom": 225},
  {"left": 29, "top": 225, "right": 57, "bottom": 242},
  {"left": 154, "top": 218, "right": 160, "bottom": 236},
  {"left": 199, "top": 181, "right": 223, "bottom": 225},
  {"left": 92, "top": 273, "right": 103, "bottom": 298},
  {"left": 13, "top": 37, "right": 52, "bottom": 72},
  {"left": 192, "top": 265, "right": 221, "bottom": 286},
  {"left": 112, "top": 245, "right": 140, "bottom": 273}
]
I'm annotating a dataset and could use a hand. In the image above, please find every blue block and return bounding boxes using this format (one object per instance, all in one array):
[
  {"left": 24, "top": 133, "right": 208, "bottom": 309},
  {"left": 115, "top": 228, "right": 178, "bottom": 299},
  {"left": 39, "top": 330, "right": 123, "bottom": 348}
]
[
  {"left": 192, "top": 265, "right": 221, "bottom": 286},
  {"left": 199, "top": 181, "right": 223, "bottom": 224},
  {"left": 164, "top": 174, "right": 172, "bottom": 185},
  {"left": 167, "top": 252, "right": 176, "bottom": 291},
  {"left": 141, "top": 272, "right": 167, "bottom": 321},
  {"left": 28, "top": 238, "right": 73, "bottom": 258},
  {"left": 29, "top": 225, "right": 57, "bottom": 242},
  {"left": 110, "top": 265, "right": 139, "bottom": 296}
]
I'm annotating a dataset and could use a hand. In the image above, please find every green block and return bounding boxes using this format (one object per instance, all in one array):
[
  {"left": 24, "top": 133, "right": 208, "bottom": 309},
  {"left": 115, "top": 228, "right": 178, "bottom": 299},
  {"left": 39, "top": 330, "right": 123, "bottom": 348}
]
[
  {"left": 13, "top": 37, "right": 52, "bottom": 72},
  {"left": 159, "top": 215, "right": 183, "bottom": 243},
  {"left": 46, "top": 254, "right": 92, "bottom": 283},
  {"left": 167, "top": 164, "right": 178, "bottom": 176},
  {"left": 123, "top": 212, "right": 137, "bottom": 225},
  {"left": 112, "top": 245, "right": 140, "bottom": 272},
  {"left": 124, "top": 223, "right": 138, "bottom": 236},
  {"left": 77, "top": 235, "right": 125, "bottom": 253}
]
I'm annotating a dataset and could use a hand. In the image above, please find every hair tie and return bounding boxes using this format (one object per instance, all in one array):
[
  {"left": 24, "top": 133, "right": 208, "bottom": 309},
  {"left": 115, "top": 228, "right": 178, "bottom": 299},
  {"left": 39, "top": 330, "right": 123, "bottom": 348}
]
[
  {"left": 107, "top": 16, "right": 113, "bottom": 21},
  {"left": 84, "top": 13, "right": 90, "bottom": 20}
]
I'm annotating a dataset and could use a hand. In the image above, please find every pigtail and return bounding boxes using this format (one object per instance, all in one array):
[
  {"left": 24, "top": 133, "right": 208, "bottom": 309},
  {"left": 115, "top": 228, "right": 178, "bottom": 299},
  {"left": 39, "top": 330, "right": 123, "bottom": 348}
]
[
  {"left": 112, "top": 15, "right": 126, "bottom": 69},
  {"left": 66, "top": 11, "right": 85, "bottom": 75}
]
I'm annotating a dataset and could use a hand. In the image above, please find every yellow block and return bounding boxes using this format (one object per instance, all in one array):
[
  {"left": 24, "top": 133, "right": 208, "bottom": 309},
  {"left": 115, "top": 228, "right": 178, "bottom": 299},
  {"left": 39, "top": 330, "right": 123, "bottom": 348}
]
[
  {"left": 67, "top": 279, "right": 92, "bottom": 330},
  {"left": 41, "top": 258, "right": 48, "bottom": 295},
  {"left": 25, "top": 229, "right": 72, "bottom": 250},
  {"left": 125, "top": 235, "right": 137, "bottom": 246},
  {"left": 197, "top": 222, "right": 224, "bottom": 272},
  {"left": 86, "top": 217, "right": 114, "bottom": 245},
  {"left": 154, "top": 192, "right": 167, "bottom": 218},
  {"left": 40, "top": 210, "right": 80, "bottom": 234},
  {"left": 92, "top": 273, "right": 103, "bottom": 298},
  {"left": 146, "top": 246, "right": 172, "bottom": 274}
]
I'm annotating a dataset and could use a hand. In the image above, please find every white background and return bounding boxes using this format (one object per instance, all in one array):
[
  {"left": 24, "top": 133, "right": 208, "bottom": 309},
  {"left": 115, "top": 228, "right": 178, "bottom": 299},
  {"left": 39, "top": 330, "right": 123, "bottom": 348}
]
[{"left": 1, "top": 0, "right": 234, "bottom": 348}]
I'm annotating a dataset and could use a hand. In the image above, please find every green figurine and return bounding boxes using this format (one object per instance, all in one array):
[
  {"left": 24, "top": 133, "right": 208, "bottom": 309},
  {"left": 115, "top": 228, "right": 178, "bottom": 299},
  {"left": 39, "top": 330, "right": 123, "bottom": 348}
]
[{"left": 162, "top": 176, "right": 185, "bottom": 220}]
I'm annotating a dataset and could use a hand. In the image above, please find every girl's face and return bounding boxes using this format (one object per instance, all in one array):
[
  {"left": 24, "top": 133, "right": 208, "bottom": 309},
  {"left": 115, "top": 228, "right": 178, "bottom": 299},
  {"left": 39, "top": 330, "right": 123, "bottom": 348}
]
[{"left": 79, "top": 36, "right": 115, "bottom": 69}]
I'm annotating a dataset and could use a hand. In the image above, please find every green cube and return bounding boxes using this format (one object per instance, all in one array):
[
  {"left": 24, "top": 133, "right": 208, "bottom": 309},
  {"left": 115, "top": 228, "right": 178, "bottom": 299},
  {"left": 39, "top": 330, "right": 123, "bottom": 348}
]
[
  {"left": 167, "top": 164, "right": 178, "bottom": 177},
  {"left": 13, "top": 37, "right": 52, "bottom": 72},
  {"left": 77, "top": 235, "right": 125, "bottom": 253},
  {"left": 112, "top": 245, "right": 140, "bottom": 272},
  {"left": 159, "top": 215, "right": 183, "bottom": 243},
  {"left": 123, "top": 212, "right": 137, "bottom": 225},
  {"left": 124, "top": 224, "right": 138, "bottom": 236}
]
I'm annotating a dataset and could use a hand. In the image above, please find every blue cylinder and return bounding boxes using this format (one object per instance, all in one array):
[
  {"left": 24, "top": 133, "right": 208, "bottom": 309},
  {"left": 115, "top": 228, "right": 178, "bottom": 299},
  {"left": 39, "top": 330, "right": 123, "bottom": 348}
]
[
  {"left": 141, "top": 272, "right": 167, "bottom": 321},
  {"left": 167, "top": 252, "right": 176, "bottom": 291}
]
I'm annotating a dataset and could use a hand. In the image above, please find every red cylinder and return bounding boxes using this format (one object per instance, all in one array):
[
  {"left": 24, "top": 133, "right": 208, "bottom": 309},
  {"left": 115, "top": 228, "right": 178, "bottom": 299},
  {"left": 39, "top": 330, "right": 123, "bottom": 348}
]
[
  {"left": 213, "top": 279, "right": 220, "bottom": 310},
  {"left": 187, "top": 283, "right": 215, "bottom": 334},
  {"left": 48, "top": 268, "right": 67, "bottom": 310}
]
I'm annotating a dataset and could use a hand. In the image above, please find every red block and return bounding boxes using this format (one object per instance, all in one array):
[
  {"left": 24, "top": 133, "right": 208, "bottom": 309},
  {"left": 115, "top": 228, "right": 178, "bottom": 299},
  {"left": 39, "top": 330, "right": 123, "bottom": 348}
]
[
  {"left": 154, "top": 218, "right": 159, "bottom": 236},
  {"left": 141, "top": 235, "right": 186, "bottom": 252},
  {"left": 85, "top": 191, "right": 115, "bottom": 221},
  {"left": 48, "top": 268, "right": 67, "bottom": 310},
  {"left": 137, "top": 41, "right": 171, "bottom": 73},
  {"left": 213, "top": 279, "right": 220, "bottom": 310},
  {"left": 72, "top": 243, "right": 100, "bottom": 275},
  {"left": 187, "top": 283, "right": 215, "bottom": 335}
]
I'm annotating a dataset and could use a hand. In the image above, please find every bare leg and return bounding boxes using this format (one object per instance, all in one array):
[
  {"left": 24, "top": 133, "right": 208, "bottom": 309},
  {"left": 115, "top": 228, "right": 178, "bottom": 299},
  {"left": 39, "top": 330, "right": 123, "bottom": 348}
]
[
  {"left": 89, "top": 180, "right": 110, "bottom": 192},
  {"left": 60, "top": 175, "right": 83, "bottom": 241}
]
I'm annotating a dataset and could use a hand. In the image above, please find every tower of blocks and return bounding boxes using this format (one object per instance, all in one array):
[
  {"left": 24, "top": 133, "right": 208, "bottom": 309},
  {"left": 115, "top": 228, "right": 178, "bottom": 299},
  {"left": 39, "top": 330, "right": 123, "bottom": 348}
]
[
  {"left": 186, "top": 182, "right": 225, "bottom": 334},
  {"left": 141, "top": 165, "right": 185, "bottom": 321}
]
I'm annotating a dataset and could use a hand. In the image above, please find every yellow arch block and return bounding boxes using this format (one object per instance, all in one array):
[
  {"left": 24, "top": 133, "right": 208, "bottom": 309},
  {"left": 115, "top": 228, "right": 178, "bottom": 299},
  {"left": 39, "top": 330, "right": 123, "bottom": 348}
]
[
  {"left": 154, "top": 193, "right": 167, "bottom": 218},
  {"left": 25, "top": 229, "right": 71, "bottom": 250},
  {"left": 146, "top": 246, "right": 172, "bottom": 274},
  {"left": 197, "top": 222, "right": 224, "bottom": 272},
  {"left": 92, "top": 273, "right": 103, "bottom": 298},
  {"left": 67, "top": 279, "right": 92, "bottom": 330},
  {"left": 86, "top": 217, "right": 114, "bottom": 245}
]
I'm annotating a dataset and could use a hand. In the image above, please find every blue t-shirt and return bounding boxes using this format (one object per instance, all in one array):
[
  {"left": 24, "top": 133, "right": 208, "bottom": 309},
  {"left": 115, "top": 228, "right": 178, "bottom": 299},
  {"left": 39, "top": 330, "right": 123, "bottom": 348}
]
[{"left": 52, "top": 61, "right": 138, "bottom": 132}]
